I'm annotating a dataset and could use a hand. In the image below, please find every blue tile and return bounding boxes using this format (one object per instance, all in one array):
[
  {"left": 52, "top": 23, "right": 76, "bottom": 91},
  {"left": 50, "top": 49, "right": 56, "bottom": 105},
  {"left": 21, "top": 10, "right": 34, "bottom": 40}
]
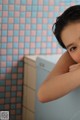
[
  {"left": 31, "top": 12, "right": 37, "bottom": 18},
  {"left": 8, "top": 24, "right": 13, "bottom": 30},
  {"left": 8, "top": 0, "right": 14, "bottom": 4},
  {"left": 14, "top": 30, "right": 19, "bottom": 36},
  {"left": 30, "top": 49, "right": 35, "bottom": 54},
  {"left": 13, "top": 43, "right": 18, "bottom": 48},
  {"left": 13, "top": 55, "right": 18, "bottom": 61},
  {"left": 32, "top": 6, "right": 38, "bottom": 11},
  {"left": 36, "top": 42, "right": 41, "bottom": 48},
  {"left": 7, "top": 61, "right": 12, "bottom": 67},
  {"left": 26, "top": 6, "right": 32, "bottom": 11},
  {"left": 18, "top": 74, "right": 23, "bottom": 79},
  {"left": 7, "top": 49, "right": 12, "bottom": 55},
  {"left": 2, "top": 30, "right": 7, "bottom": 36},
  {"left": 3, "top": 5, "right": 8, "bottom": 11},
  {"left": 1, "top": 43, "right": 6, "bottom": 48},
  {"left": 30, "top": 37, "right": 36, "bottom": 42},
  {"left": 36, "top": 30, "right": 42, "bottom": 36},
  {"left": 8, "top": 37, "right": 13, "bottom": 42},
  {"left": 14, "top": 18, "right": 19, "bottom": 24},
  {"left": 20, "top": 12, "right": 25, "bottom": 17},
  {"left": 20, "top": 0, "right": 26, "bottom": 4},
  {"left": 19, "top": 49, "right": 24, "bottom": 54},
  {"left": 6, "top": 86, "right": 11, "bottom": 91},
  {"left": 25, "top": 43, "right": 30, "bottom": 48},
  {"left": 1, "top": 68, "right": 6, "bottom": 74},
  {"left": 1, "top": 56, "right": 6, "bottom": 61},
  {"left": 15, "top": 5, "right": 20, "bottom": 11},
  {"left": 19, "top": 37, "right": 24, "bottom": 42},
  {"left": 8, "top": 11, "right": 14, "bottom": 17}
]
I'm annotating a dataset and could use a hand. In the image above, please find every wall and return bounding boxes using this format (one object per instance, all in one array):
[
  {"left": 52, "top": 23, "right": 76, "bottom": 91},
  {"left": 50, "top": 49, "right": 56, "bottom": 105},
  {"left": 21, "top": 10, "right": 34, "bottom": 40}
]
[{"left": 0, "top": 0, "right": 80, "bottom": 120}]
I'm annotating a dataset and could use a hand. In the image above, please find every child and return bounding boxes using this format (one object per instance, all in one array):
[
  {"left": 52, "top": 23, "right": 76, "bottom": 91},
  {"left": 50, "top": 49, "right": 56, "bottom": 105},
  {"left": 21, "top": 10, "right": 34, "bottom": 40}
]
[{"left": 37, "top": 5, "right": 80, "bottom": 103}]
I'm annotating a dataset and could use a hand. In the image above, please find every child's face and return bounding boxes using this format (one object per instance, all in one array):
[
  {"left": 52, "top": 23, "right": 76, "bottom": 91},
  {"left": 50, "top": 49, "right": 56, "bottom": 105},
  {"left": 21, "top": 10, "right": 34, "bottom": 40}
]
[{"left": 61, "top": 22, "right": 80, "bottom": 63}]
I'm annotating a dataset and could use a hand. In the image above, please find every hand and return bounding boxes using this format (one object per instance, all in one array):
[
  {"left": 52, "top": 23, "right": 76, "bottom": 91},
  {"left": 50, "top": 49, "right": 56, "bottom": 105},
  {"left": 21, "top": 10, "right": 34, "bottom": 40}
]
[{"left": 69, "top": 63, "right": 80, "bottom": 72}]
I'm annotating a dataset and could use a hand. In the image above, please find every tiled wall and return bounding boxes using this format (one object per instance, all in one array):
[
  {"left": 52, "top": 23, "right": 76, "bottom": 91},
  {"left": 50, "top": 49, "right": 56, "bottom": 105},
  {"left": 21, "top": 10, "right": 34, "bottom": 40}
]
[{"left": 0, "top": 0, "right": 80, "bottom": 120}]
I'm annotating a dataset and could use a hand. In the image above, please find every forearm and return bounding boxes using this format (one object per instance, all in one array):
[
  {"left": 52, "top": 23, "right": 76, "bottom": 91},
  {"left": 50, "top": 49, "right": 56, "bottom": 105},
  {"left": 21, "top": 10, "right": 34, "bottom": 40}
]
[{"left": 38, "top": 69, "right": 80, "bottom": 102}]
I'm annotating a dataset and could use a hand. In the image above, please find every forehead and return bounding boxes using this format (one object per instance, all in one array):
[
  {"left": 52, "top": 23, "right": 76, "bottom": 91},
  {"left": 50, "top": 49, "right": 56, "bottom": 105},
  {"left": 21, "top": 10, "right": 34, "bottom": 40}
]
[{"left": 61, "top": 22, "right": 80, "bottom": 46}]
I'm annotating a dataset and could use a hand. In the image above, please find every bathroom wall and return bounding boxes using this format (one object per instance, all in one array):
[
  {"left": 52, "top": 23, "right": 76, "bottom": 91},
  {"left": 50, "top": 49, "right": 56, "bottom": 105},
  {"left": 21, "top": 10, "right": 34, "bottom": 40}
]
[{"left": 0, "top": 0, "right": 80, "bottom": 120}]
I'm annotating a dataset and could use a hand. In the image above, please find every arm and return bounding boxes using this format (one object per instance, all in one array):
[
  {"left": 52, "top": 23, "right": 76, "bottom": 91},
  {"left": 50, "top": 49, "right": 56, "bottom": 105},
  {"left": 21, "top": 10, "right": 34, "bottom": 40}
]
[{"left": 37, "top": 51, "right": 80, "bottom": 103}]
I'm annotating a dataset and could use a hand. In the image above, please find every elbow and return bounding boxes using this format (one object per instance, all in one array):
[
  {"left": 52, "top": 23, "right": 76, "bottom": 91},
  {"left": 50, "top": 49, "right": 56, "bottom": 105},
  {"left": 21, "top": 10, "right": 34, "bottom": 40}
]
[{"left": 37, "top": 87, "right": 48, "bottom": 103}]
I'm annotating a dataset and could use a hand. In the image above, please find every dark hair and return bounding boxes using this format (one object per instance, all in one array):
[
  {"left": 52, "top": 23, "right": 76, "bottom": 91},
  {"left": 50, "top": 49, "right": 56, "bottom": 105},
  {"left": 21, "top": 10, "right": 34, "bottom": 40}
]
[{"left": 52, "top": 5, "right": 80, "bottom": 49}]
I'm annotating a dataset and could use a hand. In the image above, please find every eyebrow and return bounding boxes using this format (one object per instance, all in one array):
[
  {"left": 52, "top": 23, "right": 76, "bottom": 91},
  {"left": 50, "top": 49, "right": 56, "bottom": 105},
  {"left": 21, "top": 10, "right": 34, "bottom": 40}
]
[{"left": 66, "top": 43, "right": 74, "bottom": 49}]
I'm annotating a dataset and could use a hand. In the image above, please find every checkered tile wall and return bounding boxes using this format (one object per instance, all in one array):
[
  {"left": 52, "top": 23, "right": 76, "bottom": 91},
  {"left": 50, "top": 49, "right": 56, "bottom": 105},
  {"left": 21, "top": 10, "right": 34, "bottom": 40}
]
[{"left": 0, "top": 0, "right": 80, "bottom": 120}]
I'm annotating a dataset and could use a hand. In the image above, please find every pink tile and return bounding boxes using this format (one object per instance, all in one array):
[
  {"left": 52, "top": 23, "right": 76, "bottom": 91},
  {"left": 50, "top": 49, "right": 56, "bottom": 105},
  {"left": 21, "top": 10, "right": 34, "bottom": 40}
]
[
  {"left": 37, "top": 24, "right": 42, "bottom": 29},
  {"left": 2, "top": 11, "right": 8, "bottom": 17},
  {"left": 48, "top": 24, "right": 52, "bottom": 30},
  {"left": 6, "top": 80, "right": 11, "bottom": 85},
  {"left": 20, "top": 18, "right": 25, "bottom": 24},
  {"left": 0, "top": 87, "right": 5, "bottom": 92},
  {"left": 36, "top": 48, "right": 40, "bottom": 54},
  {"left": 13, "top": 49, "right": 18, "bottom": 54},
  {"left": 31, "top": 18, "right": 36, "bottom": 24},
  {"left": 11, "top": 98, "right": 16, "bottom": 103},
  {"left": 14, "top": 24, "right": 19, "bottom": 30},
  {"left": 2, "top": 24, "right": 7, "bottom": 30},
  {"left": 47, "top": 36, "right": 52, "bottom": 42},
  {"left": 30, "top": 43, "right": 35, "bottom": 48},
  {"left": 25, "top": 24, "right": 30, "bottom": 29},
  {"left": 17, "top": 92, "right": 22, "bottom": 97},
  {"left": 0, "top": 99, "right": 4, "bottom": 104},
  {"left": 5, "top": 104, "right": 10, "bottom": 109},
  {"left": 6, "top": 68, "right": 11, "bottom": 73},
  {"left": 42, "top": 42, "right": 46, "bottom": 48},
  {"left": 27, "top": 0, "right": 32, "bottom": 5},
  {"left": 19, "top": 43, "right": 24, "bottom": 48},
  {"left": 54, "top": 6, "right": 59, "bottom": 11},
  {"left": 24, "top": 49, "right": 29, "bottom": 54},
  {"left": 24, "top": 36, "right": 29, "bottom": 42},
  {"left": 47, "top": 48, "right": 51, "bottom": 54},
  {"left": 42, "top": 30, "right": 47, "bottom": 36},
  {"left": 26, "top": 12, "right": 31, "bottom": 17},
  {"left": 48, "top": 12, "right": 53, "bottom": 17},
  {"left": 43, "top": 18, "right": 47, "bottom": 24},
  {"left": 37, "top": 12, "right": 42, "bottom": 17},
  {"left": 15, "top": 0, "right": 20, "bottom": 4},
  {"left": 43, "top": 6, "right": 48, "bottom": 11},
  {"left": 14, "top": 11, "right": 20, "bottom": 17},
  {"left": 31, "top": 30, "right": 36, "bottom": 36},
  {"left": 0, "top": 5, "right": 2, "bottom": 10},
  {"left": 2, "top": 37, "right": 7, "bottom": 42},
  {"left": 8, "top": 30, "right": 13, "bottom": 36},
  {"left": 12, "top": 74, "right": 17, "bottom": 79},
  {"left": 13, "top": 37, "right": 18, "bottom": 42},
  {"left": 21, "top": 5, "right": 26, "bottom": 11},
  {"left": 52, "top": 43, "right": 57, "bottom": 48},
  {"left": 7, "top": 43, "right": 12, "bottom": 48},
  {"left": 12, "top": 61, "right": 18, "bottom": 66},
  {"left": 38, "top": 0, "right": 43, "bottom": 5},
  {"left": 7, "top": 56, "right": 12, "bottom": 61},
  {"left": 2, "top": 0, "right": 8, "bottom": 4},
  {"left": 18, "top": 67, "right": 23, "bottom": 73},
  {"left": 11, "top": 86, "right": 17, "bottom": 91},
  {"left": 17, "top": 80, "right": 23, "bottom": 85},
  {"left": 19, "top": 30, "right": 25, "bottom": 36},
  {"left": 18, "top": 55, "right": 24, "bottom": 60},
  {"left": 16, "top": 103, "right": 21, "bottom": 108},
  {"left": 8, "top": 18, "right": 14, "bottom": 23},
  {"left": 9, "top": 5, "right": 14, "bottom": 11},
  {"left": 57, "top": 48, "right": 62, "bottom": 54},
  {"left": 6, "top": 92, "right": 10, "bottom": 97},
  {"left": 10, "top": 110, "right": 15, "bottom": 114},
  {"left": 36, "top": 37, "right": 41, "bottom": 42},
  {"left": 1, "top": 61, "right": 6, "bottom": 67},
  {"left": 49, "top": 0, "right": 54, "bottom": 5},
  {"left": 1, "top": 50, "right": 6, "bottom": 55},
  {"left": 0, "top": 74, "right": 5, "bottom": 80}
]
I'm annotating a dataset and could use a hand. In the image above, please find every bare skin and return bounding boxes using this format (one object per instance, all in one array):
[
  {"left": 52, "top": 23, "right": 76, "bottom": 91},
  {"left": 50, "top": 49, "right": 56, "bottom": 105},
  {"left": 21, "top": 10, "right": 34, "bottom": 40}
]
[{"left": 38, "top": 22, "right": 80, "bottom": 103}]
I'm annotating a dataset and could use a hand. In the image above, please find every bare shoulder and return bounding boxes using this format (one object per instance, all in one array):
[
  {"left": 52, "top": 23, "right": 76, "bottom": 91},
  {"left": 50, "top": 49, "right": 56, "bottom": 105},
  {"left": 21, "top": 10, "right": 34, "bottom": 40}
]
[{"left": 50, "top": 51, "right": 76, "bottom": 76}]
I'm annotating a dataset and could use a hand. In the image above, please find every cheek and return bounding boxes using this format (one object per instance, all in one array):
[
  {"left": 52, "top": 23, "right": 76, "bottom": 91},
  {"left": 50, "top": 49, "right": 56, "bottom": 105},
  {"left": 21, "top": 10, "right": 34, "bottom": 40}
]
[{"left": 69, "top": 53, "right": 80, "bottom": 63}]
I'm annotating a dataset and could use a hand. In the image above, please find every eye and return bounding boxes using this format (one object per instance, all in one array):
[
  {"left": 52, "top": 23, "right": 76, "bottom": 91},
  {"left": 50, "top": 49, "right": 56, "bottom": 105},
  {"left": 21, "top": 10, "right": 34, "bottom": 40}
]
[{"left": 69, "top": 47, "right": 77, "bottom": 52}]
